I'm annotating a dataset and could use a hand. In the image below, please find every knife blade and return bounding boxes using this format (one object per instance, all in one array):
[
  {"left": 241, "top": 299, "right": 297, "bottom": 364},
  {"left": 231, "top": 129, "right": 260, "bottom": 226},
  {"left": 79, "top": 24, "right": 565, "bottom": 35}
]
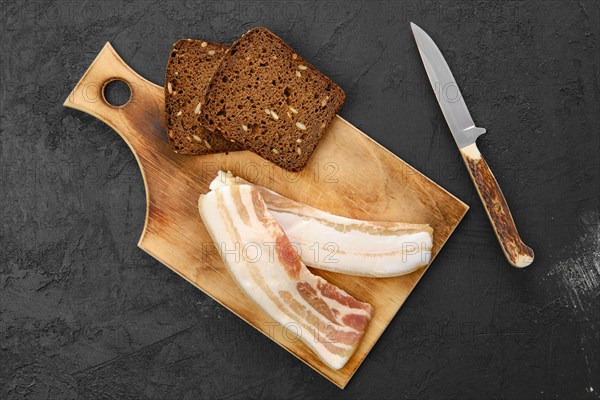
[{"left": 410, "top": 22, "right": 534, "bottom": 268}]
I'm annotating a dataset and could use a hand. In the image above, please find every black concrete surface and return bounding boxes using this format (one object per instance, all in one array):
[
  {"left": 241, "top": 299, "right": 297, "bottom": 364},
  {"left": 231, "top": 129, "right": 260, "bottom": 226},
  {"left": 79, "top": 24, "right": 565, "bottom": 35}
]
[{"left": 1, "top": 1, "right": 599, "bottom": 398}]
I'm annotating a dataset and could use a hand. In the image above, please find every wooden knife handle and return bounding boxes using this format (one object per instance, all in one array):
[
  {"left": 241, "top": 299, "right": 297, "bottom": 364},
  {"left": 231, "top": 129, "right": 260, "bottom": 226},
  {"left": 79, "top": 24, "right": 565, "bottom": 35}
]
[{"left": 460, "top": 143, "right": 534, "bottom": 268}]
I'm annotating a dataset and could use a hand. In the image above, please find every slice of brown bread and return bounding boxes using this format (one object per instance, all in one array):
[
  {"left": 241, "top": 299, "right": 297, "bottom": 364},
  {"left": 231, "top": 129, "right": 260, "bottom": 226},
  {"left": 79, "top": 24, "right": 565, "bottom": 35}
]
[
  {"left": 199, "top": 27, "right": 345, "bottom": 171},
  {"left": 164, "top": 39, "right": 242, "bottom": 154}
]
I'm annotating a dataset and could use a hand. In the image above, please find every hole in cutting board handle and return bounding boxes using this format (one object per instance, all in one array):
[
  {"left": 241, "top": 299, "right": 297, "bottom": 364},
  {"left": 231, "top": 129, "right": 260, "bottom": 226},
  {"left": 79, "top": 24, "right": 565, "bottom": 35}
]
[{"left": 102, "top": 79, "right": 131, "bottom": 107}]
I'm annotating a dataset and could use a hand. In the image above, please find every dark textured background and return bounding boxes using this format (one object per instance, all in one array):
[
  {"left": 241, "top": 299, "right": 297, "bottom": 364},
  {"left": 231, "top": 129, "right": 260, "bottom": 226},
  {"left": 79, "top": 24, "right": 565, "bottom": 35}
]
[{"left": 1, "top": 0, "right": 598, "bottom": 398}]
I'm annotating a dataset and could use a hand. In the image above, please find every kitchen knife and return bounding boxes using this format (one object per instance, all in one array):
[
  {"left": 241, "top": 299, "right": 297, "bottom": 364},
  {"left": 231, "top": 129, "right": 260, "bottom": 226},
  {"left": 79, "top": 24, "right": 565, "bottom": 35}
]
[{"left": 410, "top": 22, "right": 534, "bottom": 268}]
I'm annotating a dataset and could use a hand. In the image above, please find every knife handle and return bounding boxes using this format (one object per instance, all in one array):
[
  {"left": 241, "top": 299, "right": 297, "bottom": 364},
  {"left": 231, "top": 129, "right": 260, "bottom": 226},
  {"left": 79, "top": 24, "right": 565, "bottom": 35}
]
[{"left": 460, "top": 143, "right": 534, "bottom": 268}]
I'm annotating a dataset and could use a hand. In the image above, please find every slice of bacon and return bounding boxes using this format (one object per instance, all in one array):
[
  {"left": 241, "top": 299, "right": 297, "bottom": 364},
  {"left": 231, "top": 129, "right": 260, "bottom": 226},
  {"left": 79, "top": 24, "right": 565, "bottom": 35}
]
[
  {"left": 210, "top": 171, "right": 434, "bottom": 277},
  {"left": 198, "top": 184, "right": 374, "bottom": 370}
]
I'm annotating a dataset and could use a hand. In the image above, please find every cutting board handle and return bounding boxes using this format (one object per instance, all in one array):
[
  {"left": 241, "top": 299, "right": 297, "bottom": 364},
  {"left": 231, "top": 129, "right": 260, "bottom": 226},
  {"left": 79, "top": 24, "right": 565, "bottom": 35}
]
[
  {"left": 63, "top": 42, "right": 166, "bottom": 148},
  {"left": 63, "top": 42, "right": 177, "bottom": 252}
]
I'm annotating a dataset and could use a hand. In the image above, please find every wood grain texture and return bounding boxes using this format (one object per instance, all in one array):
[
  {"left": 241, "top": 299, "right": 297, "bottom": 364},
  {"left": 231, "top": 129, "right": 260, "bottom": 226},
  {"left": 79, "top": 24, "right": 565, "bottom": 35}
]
[
  {"left": 63, "top": 42, "right": 468, "bottom": 388},
  {"left": 460, "top": 144, "right": 534, "bottom": 268}
]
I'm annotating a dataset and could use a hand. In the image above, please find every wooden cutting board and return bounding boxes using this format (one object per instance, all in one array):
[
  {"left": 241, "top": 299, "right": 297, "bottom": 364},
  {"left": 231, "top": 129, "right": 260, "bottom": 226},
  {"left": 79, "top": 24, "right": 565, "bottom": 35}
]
[{"left": 64, "top": 42, "right": 468, "bottom": 388}]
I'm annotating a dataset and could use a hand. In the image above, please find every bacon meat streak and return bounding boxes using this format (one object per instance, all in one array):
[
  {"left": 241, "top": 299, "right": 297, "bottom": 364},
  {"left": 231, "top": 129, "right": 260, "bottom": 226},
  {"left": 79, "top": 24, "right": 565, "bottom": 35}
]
[
  {"left": 198, "top": 184, "right": 374, "bottom": 370},
  {"left": 210, "top": 171, "right": 434, "bottom": 277}
]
